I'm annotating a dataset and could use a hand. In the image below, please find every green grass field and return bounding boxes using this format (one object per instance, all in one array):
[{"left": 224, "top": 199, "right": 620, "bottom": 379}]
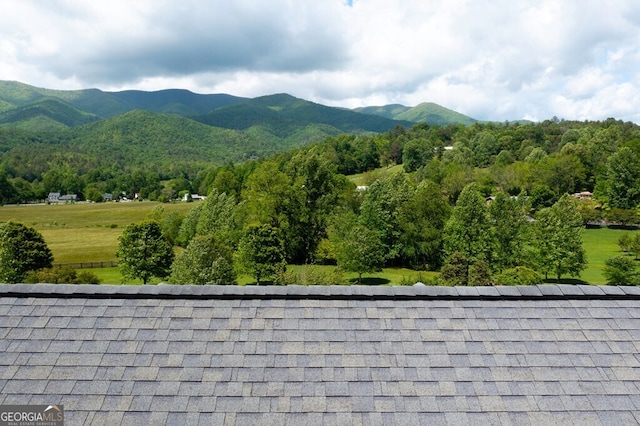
[
  {"left": 581, "top": 227, "right": 636, "bottom": 284},
  {"left": 347, "top": 164, "right": 403, "bottom": 186},
  {"left": 0, "top": 201, "right": 194, "bottom": 264},
  {"left": 0, "top": 202, "right": 633, "bottom": 285}
]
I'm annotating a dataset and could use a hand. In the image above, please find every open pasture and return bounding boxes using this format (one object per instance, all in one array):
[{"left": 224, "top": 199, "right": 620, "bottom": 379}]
[{"left": 0, "top": 201, "right": 194, "bottom": 264}]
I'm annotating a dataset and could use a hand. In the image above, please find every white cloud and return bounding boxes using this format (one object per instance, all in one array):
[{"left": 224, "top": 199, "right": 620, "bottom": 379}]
[{"left": 1, "top": 0, "right": 640, "bottom": 122}]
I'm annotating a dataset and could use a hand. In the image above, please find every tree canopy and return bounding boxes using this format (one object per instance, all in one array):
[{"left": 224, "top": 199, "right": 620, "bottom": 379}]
[
  {"left": 116, "top": 220, "right": 174, "bottom": 285},
  {"left": 0, "top": 221, "right": 53, "bottom": 283}
]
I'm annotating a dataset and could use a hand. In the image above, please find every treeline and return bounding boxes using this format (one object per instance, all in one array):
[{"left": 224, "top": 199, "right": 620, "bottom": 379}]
[
  {"left": 137, "top": 155, "right": 585, "bottom": 286},
  {"left": 3, "top": 117, "right": 640, "bottom": 208},
  {"left": 5, "top": 116, "right": 640, "bottom": 284},
  {"left": 125, "top": 117, "right": 640, "bottom": 285}
]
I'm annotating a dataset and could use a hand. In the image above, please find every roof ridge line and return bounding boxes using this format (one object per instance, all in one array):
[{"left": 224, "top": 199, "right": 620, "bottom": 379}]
[{"left": 0, "top": 283, "right": 639, "bottom": 300}]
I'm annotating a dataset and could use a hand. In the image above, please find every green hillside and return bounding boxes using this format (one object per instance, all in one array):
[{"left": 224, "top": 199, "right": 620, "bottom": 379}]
[
  {"left": 113, "top": 89, "right": 244, "bottom": 116},
  {"left": 0, "top": 109, "right": 342, "bottom": 173},
  {"left": 353, "top": 104, "right": 411, "bottom": 120},
  {"left": 355, "top": 102, "right": 477, "bottom": 126},
  {"left": 0, "top": 98, "right": 99, "bottom": 129},
  {"left": 66, "top": 110, "right": 263, "bottom": 166},
  {"left": 0, "top": 81, "right": 411, "bottom": 139},
  {"left": 193, "top": 93, "right": 412, "bottom": 134},
  {"left": 0, "top": 81, "right": 245, "bottom": 119},
  {"left": 396, "top": 102, "right": 477, "bottom": 126}
]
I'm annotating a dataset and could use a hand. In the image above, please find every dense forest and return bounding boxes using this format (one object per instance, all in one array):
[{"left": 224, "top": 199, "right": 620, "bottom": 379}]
[{"left": 3, "top": 114, "right": 640, "bottom": 284}]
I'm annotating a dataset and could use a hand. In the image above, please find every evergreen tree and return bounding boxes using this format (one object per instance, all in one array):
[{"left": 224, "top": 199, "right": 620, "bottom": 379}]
[{"left": 439, "top": 252, "right": 469, "bottom": 286}]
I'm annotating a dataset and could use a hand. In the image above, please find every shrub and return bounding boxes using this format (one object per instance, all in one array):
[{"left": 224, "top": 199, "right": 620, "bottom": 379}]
[
  {"left": 469, "top": 261, "right": 492, "bottom": 286},
  {"left": 439, "top": 252, "right": 469, "bottom": 286},
  {"left": 273, "top": 268, "right": 298, "bottom": 286},
  {"left": 399, "top": 272, "right": 433, "bottom": 286},
  {"left": 493, "top": 266, "right": 542, "bottom": 286},
  {"left": 603, "top": 256, "right": 640, "bottom": 286},
  {"left": 275, "top": 266, "right": 346, "bottom": 286},
  {"left": 24, "top": 266, "right": 101, "bottom": 284}
]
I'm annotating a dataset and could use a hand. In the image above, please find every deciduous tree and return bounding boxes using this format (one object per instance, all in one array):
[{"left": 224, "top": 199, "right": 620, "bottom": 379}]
[
  {"left": 603, "top": 256, "right": 639, "bottom": 286},
  {"left": 170, "top": 234, "right": 236, "bottom": 285},
  {"left": 397, "top": 180, "right": 451, "bottom": 270},
  {"left": 332, "top": 218, "right": 385, "bottom": 285},
  {"left": 237, "top": 224, "right": 286, "bottom": 285},
  {"left": 116, "top": 221, "right": 174, "bottom": 285},
  {"left": 359, "top": 171, "right": 413, "bottom": 264},
  {"left": 443, "top": 183, "right": 494, "bottom": 264},
  {"left": 532, "top": 195, "right": 586, "bottom": 280},
  {"left": 489, "top": 191, "right": 530, "bottom": 272},
  {"left": 604, "top": 147, "right": 640, "bottom": 209},
  {"left": 0, "top": 221, "right": 53, "bottom": 283}
]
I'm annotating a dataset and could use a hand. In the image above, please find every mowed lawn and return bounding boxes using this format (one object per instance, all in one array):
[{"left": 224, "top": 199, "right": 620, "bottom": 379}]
[
  {"left": 581, "top": 226, "right": 636, "bottom": 285},
  {"left": 0, "top": 201, "right": 633, "bottom": 285}
]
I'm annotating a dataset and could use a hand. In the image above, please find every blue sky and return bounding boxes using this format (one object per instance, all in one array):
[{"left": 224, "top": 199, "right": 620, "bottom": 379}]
[{"left": 1, "top": 0, "right": 640, "bottom": 122}]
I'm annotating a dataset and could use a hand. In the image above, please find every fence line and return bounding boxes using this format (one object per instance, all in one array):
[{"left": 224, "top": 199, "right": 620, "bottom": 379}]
[{"left": 53, "top": 261, "right": 118, "bottom": 270}]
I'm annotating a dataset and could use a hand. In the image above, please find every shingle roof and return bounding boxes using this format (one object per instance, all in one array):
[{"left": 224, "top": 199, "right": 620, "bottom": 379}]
[{"left": 2, "top": 283, "right": 640, "bottom": 425}]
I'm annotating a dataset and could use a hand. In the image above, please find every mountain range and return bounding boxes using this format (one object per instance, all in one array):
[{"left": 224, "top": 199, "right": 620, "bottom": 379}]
[
  {"left": 0, "top": 80, "right": 477, "bottom": 130},
  {"left": 0, "top": 80, "right": 478, "bottom": 167}
]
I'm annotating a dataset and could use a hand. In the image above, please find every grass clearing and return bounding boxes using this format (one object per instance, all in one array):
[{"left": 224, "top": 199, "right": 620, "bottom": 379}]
[
  {"left": 0, "top": 201, "right": 194, "bottom": 264},
  {"left": 581, "top": 226, "right": 636, "bottom": 284},
  {"left": 347, "top": 164, "right": 403, "bottom": 186}
]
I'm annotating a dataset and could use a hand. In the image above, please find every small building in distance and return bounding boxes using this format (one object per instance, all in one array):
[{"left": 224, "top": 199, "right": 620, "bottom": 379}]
[
  {"left": 182, "top": 193, "right": 207, "bottom": 202},
  {"left": 47, "top": 193, "right": 77, "bottom": 203}
]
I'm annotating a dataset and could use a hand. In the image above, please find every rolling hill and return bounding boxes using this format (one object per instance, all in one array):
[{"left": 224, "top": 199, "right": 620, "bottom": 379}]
[
  {"left": 192, "top": 93, "right": 413, "bottom": 135},
  {"left": 355, "top": 102, "right": 477, "bottom": 126},
  {"left": 0, "top": 80, "right": 479, "bottom": 171},
  {"left": 0, "top": 80, "right": 246, "bottom": 123},
  {"left": 0, "top": 80, "right": 475, "bottom": 131},
  {"left": 0, "top": 98, "right": 100, "bottom": 130}
]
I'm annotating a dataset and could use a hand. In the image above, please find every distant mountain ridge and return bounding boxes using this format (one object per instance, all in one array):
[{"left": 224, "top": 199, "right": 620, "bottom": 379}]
[
  {"left": 0, "top": 80, "right": 247, "bottom": 119},
  {"left": 355, "top": 102, "right": 477, "bottom": 126},
  {"left": 0, "top": 80, "right": 480, "bottom": 167},
  {"left": 193, "top": 93, "right": 412, "bottom": 135},
  {"left": 0, "top": 80, "right": 477, "bottom": 131}
]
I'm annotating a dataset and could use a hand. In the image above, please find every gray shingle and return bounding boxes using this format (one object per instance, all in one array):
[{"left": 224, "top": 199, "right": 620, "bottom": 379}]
[{"left": 1, "top": 284, "right": 640, "bottom": 422}]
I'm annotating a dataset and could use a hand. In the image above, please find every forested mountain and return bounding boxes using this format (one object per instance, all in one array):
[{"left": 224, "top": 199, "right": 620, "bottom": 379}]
[
  {"left": 0, "top": 81, "right": 247, "bottom": 121},
  {"left": 0, "top": 98, "right": 100, "bottom": 130},
  {"left": 0, "top": 80, "right": 471, "bottom": 131},
  {"left": 355, "top": 102, "right": 477, "bottom": 126},
  {"left": 193, "top": 93, "right": 413, "bottom": 134}
]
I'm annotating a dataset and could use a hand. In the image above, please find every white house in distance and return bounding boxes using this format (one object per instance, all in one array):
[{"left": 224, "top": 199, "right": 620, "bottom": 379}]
[
  {"left": 182, "top": 193, "right": 207, "bottom": 202},
  {"left": 47, "top": 192, "right": 78, "bottom": 203}
]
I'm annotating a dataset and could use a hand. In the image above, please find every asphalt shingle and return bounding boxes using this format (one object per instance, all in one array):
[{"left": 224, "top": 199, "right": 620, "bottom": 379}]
[{"left": 1, "top": 283, "right": 640, "bottom": 424}]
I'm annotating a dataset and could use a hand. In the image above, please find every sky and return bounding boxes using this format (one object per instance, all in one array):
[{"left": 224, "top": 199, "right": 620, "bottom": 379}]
[{"left": 2, "top": 0, "right": 640, "bottom": 122}]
